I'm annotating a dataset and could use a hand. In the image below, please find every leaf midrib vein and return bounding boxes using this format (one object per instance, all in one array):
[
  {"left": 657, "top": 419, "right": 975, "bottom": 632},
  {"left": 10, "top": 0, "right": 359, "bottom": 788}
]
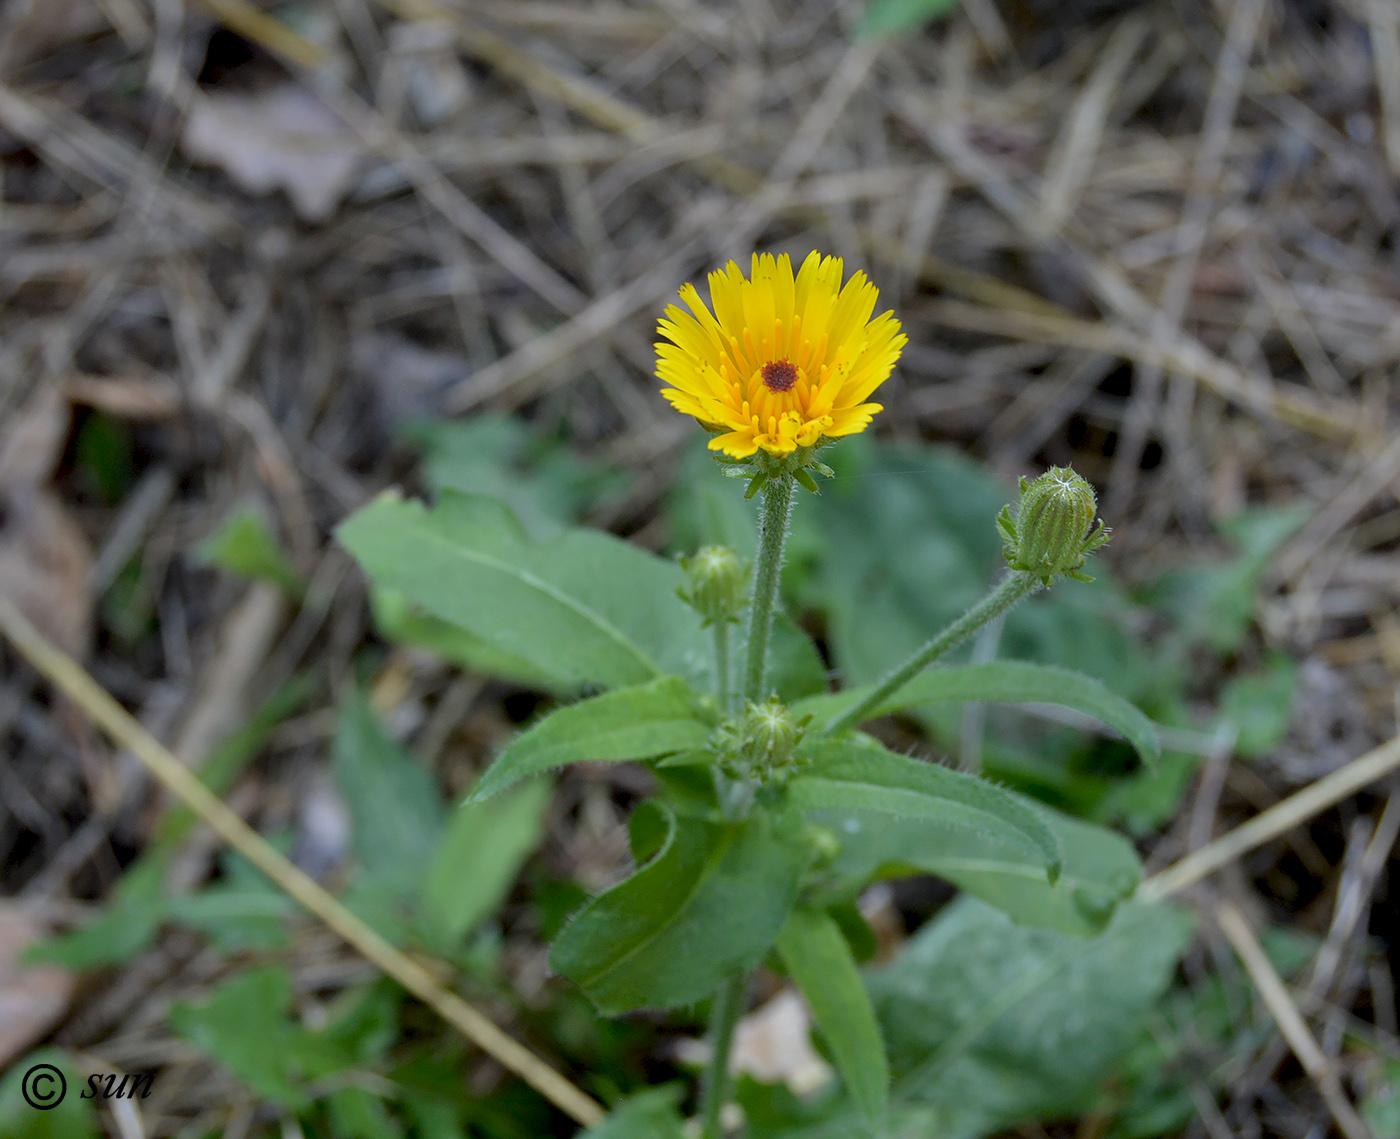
[
  {"left": 580, "top": 827, "right": 738, "bottom": 987},
  {"left": 413, "top": 527, "right": 661, "bottom": 679}
]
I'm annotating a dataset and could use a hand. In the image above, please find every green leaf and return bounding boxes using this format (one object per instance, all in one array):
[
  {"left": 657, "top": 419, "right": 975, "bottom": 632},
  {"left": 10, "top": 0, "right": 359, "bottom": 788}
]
[
  {"left": 810, "top": 797, "right": 1141, "bottom": 935},
  {"left": 169, "top": 966, "right": 310, "bottom": 1109},
  {"left": 792, "top": 740, "right": 1061, "bottom": 884},
  {"left": 0, "top": 1049, "right": 100, "bottom": 1138},
  {"left": 470, "top": 677, "right": 713, "bottom": 802},
  {"left": 1094, "top": 748, "right": 1201, "bottom": 836},
  {"left": 627, "top": 799, "right": 673, "bottom": 865},
  {"left": 1219, "top": 653, "right": 1298, "bottom": 758},
  {"left": 154, "top": 678, "right": 314, "bottom": 848},
  {"left": 776, "top": 908, "right": 889, "bottom": 1124},
  {"left": 859, "top": 0, "right": 959, "bottom": 35},
  {"left": 171, "top": 968, "right": 384, "bottom": 1112},
  {"left": 579, "top": 1088, "right": 687, "bottom": 1139},
  {"left": 1362, "top": 1059, "right": 1400, "bottom": 1139},
  {"left": 421, "top": 780, "right": 551, "bottom": 942},
  {"left": 28, "top": 856, "right": 168, "bottom": 968},
  {"left": 333, "top": 691, "right": 444, "bottom": 897},
  {"left": 797, "top": 661, "right": 1160, "bottom": 769},
  {"left": 408, "top": 414, "right": 627, "bottom": 542},
  {"left": 165, "top": 850, "right": 295, "bottom": 950},
  {"left": 371, "top": 587, "right": 560, "bottom": 690},
  {"left": 932, "top": 808, "right": 1139, "bottom": 935},
  {"left": 338, "top": 491, "right": 708, "bottom": 691},
  {"left": 869, "top": 898, "right": 1194, "bottom": 1139},
  {"left": 826, "top": 899, "right": 879, "bottom": 963},
  {"left": 804, "top": 438, "right": 1154, "bottom": 702},
  {"left": 326, "top": 1086, "right": 405, "bottom": 1139},
  {"left": 551, "top": 807, "right": 808, "bottom": 1013},
  {"left": 197, "top": 505, "right": 303, "bottom": 596},
  {"left": 319, "top": 982, "right": 402, "bottom": 1065},
  {"left": 766, "top": 613, "right": 830, "bottom": 702},
  {"left": 1144, "top": 505, "right": 1308, "bottom": 655},
  {"left": 75, "top": 412, "right": 135, "bottom": 504}
]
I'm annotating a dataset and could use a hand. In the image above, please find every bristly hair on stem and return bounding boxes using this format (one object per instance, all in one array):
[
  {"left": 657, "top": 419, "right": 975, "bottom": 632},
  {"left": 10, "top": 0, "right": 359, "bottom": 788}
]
[
  {"left": 700, "top": 973, "right": 747, "bottom": 1139},
  {"left": 741, "top": 473, "right": 795, "bottom": 703},
  {"left": 822, "top": 570, "right": 1042, "bottom": 736}
]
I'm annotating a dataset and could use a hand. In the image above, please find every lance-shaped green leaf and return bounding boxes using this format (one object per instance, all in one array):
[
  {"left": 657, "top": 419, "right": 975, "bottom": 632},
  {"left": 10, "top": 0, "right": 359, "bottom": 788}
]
[
  {"left": 807, "top": 799, "right": 1141, "bottom": 936},
  {"left": 777, "top": 907, "right": 889, "bottom": 1125},
  {"left": 551, "top": 806, "right": 808, "bottom": 1013},
  {"left": 580, "top": 1088, "right": 687, "bottom": 1138},
  {"left": 337, "top": 491, "right": 709, "bottom": 691},
  {"left": 796, "top": 661, "right": 1160, "bottom": 768},
  {"left": 333, "top": 691, "right": 444, "bottom": 898},
  {"left": 371, "top": 586, "right": 559, "bottom": 690},
  {"left": 421, "top": 779, "right": 551, "bottom": 942},
  {"left": 792, "top": 741, "right": 1061, "bottom": 884},
  {"left": 470, "top": 677, "right": 713, "bottom": 802}
]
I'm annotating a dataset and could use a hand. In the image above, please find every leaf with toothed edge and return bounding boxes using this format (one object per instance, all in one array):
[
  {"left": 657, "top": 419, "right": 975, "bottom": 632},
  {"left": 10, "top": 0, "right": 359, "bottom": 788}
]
[
  {"left": 337, "top": 491, "right": 710, "bottom": 692},
  {"left": 793, "top": 740, "right": 1061, "bottom": 884},
  {"left": 806, "top": 798, "right": 1142, "bottom": 936},
  {"left": 795, "top": 661, "right": 1160, "bottom": 770},
  {"left": 469, "top": 677, "right": 714, "bottom": 802}
]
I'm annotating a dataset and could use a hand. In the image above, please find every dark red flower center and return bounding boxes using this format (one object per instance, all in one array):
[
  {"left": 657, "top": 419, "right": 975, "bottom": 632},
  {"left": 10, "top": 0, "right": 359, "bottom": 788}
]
[{"left": 760, "top": 358, "right": 798, "bottom": 393}]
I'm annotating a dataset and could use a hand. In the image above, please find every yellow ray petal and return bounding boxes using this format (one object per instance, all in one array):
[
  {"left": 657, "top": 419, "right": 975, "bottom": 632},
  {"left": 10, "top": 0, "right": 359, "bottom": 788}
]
[{"left": 657, "top": 252, "right": 902, "bottom": 456}]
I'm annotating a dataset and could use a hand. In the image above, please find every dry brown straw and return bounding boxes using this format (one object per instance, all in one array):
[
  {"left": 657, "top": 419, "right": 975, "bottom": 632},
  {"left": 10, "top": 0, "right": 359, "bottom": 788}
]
[{"left": 0, "top": 591, "right": 606, "bottom": 1129}]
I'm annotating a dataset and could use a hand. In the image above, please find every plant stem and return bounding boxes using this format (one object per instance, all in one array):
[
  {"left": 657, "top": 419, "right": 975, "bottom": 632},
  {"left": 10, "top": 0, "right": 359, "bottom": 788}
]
[
  {"left": 701, "top": 972, "right": 747, "bottom": 1139},
  {"left": 822, "top": 571, "right": 1040, "bottom": 736},
  {"left": 713, "top": 620, "right": 732, "bottom": 714},
  {"left": 742, "top": 474, "right": 795, "bottom": 703}
]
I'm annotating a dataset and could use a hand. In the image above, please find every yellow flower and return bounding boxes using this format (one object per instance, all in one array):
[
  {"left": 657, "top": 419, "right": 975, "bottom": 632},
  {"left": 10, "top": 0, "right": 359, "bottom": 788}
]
[{"left": 656, "top": 252, "right": 907, "bottom": 459}]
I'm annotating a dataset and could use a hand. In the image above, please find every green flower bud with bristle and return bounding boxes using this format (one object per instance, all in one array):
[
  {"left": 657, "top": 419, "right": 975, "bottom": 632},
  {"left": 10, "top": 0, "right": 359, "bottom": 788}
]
[
  {"left": 997, "top": 467, "right": 1110, "bottom": 586},
  {"left": 678, "top": 546, "right": 748, "bottom": 626},
  {"left": 741, "top": 696, "right": 803, "bottom": 772},
  {"left": 711, "top": 696, "right": 811, "bottom": 784},
  {"left": 802, "top": 823, "right": 842, "bottom": 866}
]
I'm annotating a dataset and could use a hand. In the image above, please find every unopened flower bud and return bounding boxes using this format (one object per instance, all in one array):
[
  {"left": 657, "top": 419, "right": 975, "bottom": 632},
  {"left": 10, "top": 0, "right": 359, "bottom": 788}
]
[
  {"left": 802, "top": 823, "right": 842, "bottom": 866},
  {"left": 741, "top": 697, "right": 802, "bottom": 770},
  {"left": 997, "top": 467, "right": 1110, "bottom": 585},
  {"left": 678, "top": 546, "right": 748, "bottom": 626}
]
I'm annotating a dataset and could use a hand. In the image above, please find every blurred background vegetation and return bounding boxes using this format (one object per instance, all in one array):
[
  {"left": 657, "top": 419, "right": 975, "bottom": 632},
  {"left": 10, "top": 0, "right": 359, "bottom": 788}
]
[{"left": 1, "top": 0, "right": 1399, "bottom": 1135}]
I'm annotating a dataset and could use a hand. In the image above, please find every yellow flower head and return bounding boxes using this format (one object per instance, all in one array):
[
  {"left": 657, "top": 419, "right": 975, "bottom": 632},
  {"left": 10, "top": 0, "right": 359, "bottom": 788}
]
[{"left": 656, "top": 252, "right": 907, "bottom": 459}]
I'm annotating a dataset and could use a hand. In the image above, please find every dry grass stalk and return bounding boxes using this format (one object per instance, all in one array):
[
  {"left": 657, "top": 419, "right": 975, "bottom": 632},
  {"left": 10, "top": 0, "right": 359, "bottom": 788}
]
[{"left": 0, "top": 593, "right": 606, "bottom": 1128}]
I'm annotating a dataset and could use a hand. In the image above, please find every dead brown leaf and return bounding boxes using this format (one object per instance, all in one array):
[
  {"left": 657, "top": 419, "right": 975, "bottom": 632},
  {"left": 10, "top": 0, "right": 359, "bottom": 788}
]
[
  {"left": 0, "top": 905, "right": 76, "bottom": 1070},
  {"left": 0, "top": 386, "right": 69, "bottom": 488},
  {"left": 180, "top": 85, "right": 366, "bottom": 223},
  {"left": 0, "top": 489, "right": 94, "bottom": 660},
  {"left": 731, "top": 990, "right": 832, "bottom": 1095},
  {"left": 0, "top": 389, "right": 93, "bottom": 660}
]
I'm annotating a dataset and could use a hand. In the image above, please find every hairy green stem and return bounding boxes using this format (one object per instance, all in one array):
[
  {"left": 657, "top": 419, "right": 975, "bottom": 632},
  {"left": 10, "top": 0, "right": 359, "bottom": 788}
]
[
  {"left": 701, "top": 972, "right": 746, "bottom": 1139},
  {"left": 742, "top": 475, "right": 795, "bottom": 703},
  {"left": 822, "top": 571, "right": 1040, "bottom": 736},
  {"left": 713, "top": 621, "right": 732, "bottom": 714}
]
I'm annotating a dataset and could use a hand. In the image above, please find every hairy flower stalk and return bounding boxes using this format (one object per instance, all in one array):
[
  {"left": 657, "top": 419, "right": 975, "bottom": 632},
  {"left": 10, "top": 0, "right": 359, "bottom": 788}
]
[
  {"left": 743, "top": 473, "right": 795, "bottom": 703},
  {"left": 657, "top": 253, "right": 905, "bottom": 1139},
  {"left": 823, "top": 465, "right": 1109, "bottom": 737},
  {"left": 700, "top": 974, "right": 746, "bottom": 1139},
  {"left": 822, "top": 571, "right": 1042, "bottom": 736}
]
